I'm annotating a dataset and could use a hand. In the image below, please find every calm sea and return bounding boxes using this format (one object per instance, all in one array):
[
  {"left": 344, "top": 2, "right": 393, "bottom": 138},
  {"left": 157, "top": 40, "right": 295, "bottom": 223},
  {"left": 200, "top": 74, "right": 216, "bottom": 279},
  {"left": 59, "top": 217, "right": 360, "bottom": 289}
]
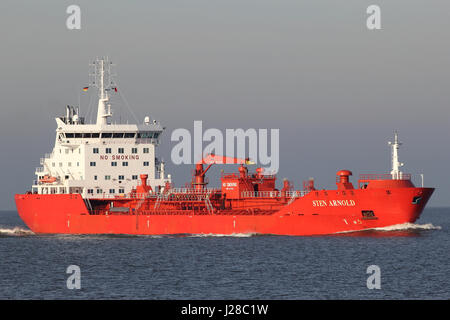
[{"left": 0, "top": 208, "right": 448, "bottom": 300}]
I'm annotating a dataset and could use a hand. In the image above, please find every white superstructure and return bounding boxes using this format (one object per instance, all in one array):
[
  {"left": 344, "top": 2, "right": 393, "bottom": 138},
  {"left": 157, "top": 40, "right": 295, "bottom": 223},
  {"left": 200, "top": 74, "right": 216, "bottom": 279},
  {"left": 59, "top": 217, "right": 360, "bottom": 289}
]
[{"left": 32, "top": 57, "right": 171, "bottom": 197}]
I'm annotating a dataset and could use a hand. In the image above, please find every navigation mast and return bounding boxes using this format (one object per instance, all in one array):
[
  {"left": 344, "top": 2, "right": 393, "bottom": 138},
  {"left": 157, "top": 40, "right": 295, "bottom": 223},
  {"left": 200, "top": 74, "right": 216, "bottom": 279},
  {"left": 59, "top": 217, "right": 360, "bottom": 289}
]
[
  {"left": 388, "top": 131, "right": 404, "bottom": 179},
  {"left": 90, "top": 57, "right": 115, "bottom": 125}
]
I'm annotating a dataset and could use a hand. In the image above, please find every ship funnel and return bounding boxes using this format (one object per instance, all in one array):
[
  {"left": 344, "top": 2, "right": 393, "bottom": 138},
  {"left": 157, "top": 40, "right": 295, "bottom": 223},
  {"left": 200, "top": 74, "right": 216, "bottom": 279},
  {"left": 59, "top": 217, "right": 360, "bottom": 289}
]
[
  {"left": 140, "top": 174, "right": 148, "bottom": 186},
  {"left": 336, "top": 170, "right": 354, "bottom": 190},
  {"left": 337, "top": 170, "right": 352, "bottom": 183},
  {"left": 136, "top": 174, "right": 152, "bottom": 194}
]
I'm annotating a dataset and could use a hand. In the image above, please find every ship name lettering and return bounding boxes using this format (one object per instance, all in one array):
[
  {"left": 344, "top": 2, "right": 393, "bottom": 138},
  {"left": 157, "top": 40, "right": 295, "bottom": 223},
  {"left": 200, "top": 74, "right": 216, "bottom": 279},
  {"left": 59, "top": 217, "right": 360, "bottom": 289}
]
[
  {"left": 329, "top": 199, "right": 356, "bottom": 207},
  {"left": 312, "top": 200, "right": 327, "bottom": 207},
  {"left": 313, "top": 199, "right": 356, "bottom": 207}
]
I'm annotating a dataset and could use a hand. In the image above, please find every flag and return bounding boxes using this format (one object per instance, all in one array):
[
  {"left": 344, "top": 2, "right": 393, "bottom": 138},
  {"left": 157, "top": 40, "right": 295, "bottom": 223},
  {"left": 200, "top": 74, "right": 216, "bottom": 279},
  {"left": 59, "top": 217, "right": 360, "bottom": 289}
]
[
  {"left": 113, "top": 87, "right": 118, "bottom": 92},
  {"left": 83, "top": 87, "right": 89, "bottom": 91}
]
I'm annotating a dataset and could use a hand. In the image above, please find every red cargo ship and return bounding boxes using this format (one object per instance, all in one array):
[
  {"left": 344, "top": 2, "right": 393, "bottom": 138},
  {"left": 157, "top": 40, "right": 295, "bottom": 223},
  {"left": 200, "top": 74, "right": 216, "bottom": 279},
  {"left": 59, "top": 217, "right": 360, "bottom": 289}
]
[{"left": 14, "top": 58, "right": 434, "bottom": 235}]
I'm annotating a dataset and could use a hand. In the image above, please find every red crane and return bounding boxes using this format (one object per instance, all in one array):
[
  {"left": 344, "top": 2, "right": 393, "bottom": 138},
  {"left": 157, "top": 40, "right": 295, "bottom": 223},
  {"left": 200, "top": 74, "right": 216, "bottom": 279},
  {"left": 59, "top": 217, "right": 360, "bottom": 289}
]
[{"left": 192, "top": 154, "right": 255, "bottom": 191}]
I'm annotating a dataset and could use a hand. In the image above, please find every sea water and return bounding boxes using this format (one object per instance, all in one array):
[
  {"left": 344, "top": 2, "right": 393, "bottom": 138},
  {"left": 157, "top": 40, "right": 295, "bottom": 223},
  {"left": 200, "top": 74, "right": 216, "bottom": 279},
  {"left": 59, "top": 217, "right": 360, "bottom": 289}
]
[{"left": 0, "top": 208, "right": 448, "bottom": 299}]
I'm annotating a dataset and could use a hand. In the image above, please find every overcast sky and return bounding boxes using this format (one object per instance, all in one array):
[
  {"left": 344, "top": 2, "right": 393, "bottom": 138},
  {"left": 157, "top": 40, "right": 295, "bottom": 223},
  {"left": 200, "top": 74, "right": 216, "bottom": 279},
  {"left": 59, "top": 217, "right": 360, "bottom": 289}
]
[{"left": 0, "top": 0, "right": 449, "bottom": 209}]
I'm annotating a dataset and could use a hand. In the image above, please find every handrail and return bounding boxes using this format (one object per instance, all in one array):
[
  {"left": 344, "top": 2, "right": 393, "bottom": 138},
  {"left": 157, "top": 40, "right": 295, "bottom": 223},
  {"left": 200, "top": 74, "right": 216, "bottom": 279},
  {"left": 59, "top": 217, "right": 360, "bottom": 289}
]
[
  {"left": 241, "top": 190, "right": 309, "bottom": 198},
  {"left": 359, "top": 173, "right": 411, "bottom": 181},
  {"left": 170, "top": 188, "right": 220, "bottom": 194},
  {"left": 221, "top": 172, "right": 276, "bottom": 179}
]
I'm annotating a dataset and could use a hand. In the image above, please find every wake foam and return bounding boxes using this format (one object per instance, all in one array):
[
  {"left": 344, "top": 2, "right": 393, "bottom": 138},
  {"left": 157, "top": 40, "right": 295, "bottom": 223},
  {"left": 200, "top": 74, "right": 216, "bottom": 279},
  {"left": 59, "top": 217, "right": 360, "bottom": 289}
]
[
  {"left": 187, "top": 233, "right": 259, "bottom": 238},
  {"left": 335, "top": 222, "right": 441, "bottom": 234},
  {"left": 0, "top": 227, "right": 34, "bottom": 236},
  {"left": 370, "top": 222, "right": 441, "bottom": 232}
]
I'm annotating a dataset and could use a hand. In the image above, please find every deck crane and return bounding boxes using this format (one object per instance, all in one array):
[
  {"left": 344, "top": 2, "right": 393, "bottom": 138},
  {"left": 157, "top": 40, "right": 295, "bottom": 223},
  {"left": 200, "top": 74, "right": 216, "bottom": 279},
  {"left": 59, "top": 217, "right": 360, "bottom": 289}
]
[{"left": 192, "top": 154, "right": 255, "bottom": 191}]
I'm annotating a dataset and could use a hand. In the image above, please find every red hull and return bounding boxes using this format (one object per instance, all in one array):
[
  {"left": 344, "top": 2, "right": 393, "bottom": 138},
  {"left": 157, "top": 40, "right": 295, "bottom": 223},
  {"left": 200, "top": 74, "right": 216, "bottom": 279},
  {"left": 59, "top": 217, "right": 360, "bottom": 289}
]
[{"left": 15, "top": 187, "right": 434, "bottom": 236}]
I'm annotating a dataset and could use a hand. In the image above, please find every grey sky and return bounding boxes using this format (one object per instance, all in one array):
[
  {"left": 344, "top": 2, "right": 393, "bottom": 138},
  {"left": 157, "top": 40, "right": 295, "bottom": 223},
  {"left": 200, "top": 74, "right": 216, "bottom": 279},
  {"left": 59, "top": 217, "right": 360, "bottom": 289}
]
[{"left": 0, "top": 1, "right": 449, "bottom": 209}]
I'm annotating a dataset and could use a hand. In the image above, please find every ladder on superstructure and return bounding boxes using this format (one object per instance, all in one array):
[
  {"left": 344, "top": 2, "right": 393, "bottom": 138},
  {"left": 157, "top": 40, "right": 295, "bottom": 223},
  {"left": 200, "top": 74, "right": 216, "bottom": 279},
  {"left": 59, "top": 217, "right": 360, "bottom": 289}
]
[
  {"left": 154, "top": 194, "right": 164, "bottom": 209},
  {"left": 204, "top": 192, "right": 214, "bottom": 214},
  {"left": 135, "top": 195, "right": 147, "bottom": 212}
]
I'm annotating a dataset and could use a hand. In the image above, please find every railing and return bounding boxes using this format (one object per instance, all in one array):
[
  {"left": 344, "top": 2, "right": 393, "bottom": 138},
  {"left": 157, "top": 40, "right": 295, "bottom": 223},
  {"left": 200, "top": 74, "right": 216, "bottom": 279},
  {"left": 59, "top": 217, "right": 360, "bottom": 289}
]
[
  {"left": 92, "top": 193, "right": 159, "bottom": 199},
  {"left": 90, "top": 189, "right": 220, "bottom": 200},
  {"left": 241, "top": 190, "right": 309, "bottom": 198},
  {"left": 221, "top": 173, "right": 240, "bottom": 179},
  {"left": 285, "top": 190, "right": 309, "bottom": 198},
  {"left": 170, "top": 188, "right": 220, "bottom": 194},
  {"left": 359, "top": 173, "right": 411, "bottom": 181},
  {"left": 221, "top": 172, "right": 276, "bottom": 179}
]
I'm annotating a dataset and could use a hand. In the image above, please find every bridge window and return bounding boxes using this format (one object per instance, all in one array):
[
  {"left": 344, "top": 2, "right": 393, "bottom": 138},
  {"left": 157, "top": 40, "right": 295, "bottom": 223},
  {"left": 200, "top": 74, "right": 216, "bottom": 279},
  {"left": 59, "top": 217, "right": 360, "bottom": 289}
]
[
  {"left": 138, "top": 131, "right": 159, "bottom": 139},
  {"left": 113, "top": 133, "right": 124, "bottom": 138},
  {"left": 101, "top": 133, "right": 113, "bottom": 138},
  {"left": 124, "top": 133, "right": 135, "bottom": 138}
]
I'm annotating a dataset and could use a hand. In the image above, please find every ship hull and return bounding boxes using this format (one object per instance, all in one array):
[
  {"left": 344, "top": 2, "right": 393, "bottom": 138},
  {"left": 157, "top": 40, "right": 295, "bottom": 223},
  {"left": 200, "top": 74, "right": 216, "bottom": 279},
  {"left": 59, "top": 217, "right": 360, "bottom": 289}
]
[{"left": 15, "top": 187, "right": 434, "bottom": 236}]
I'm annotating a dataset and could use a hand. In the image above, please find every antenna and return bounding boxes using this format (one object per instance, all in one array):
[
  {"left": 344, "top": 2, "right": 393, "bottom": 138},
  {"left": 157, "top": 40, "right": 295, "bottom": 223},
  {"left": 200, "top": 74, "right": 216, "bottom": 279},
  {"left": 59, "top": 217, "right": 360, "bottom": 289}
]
[
  {"left": 388, "top": 131, "right": 404, "bottom": 179},
  {"left": 90, "top": 57, "right": 116, "bottom": 125}
]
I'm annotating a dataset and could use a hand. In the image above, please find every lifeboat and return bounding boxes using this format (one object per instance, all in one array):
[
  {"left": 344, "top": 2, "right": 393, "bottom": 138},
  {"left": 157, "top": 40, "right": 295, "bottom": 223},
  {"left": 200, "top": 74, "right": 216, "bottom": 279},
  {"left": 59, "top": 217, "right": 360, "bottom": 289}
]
[{"left": 39, "top": 175, "right": 58, "bottom": 183}]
